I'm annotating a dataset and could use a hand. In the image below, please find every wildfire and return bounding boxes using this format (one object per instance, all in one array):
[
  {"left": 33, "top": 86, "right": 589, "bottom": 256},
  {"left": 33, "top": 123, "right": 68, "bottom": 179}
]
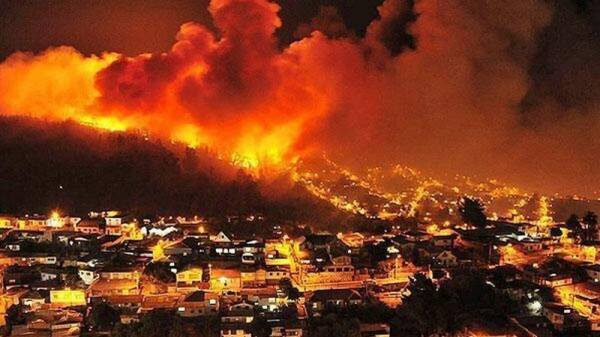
[{"left": 0, "top": 0, "right": 330, "bottom": 170}]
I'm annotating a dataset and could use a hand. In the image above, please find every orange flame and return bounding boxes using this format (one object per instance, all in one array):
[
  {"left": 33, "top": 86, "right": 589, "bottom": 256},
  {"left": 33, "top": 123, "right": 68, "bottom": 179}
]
[{"left": 0, "top": 0, "right": 330, "bottom": 170}]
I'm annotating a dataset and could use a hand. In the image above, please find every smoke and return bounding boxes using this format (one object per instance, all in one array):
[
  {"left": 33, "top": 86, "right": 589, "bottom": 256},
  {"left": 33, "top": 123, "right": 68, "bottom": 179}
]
[
  {"left": 0, "top": 0, "right": 599, "bottom": 196},
  {"left": 296, "top": 0, "right": 600, "bottom": 196}
]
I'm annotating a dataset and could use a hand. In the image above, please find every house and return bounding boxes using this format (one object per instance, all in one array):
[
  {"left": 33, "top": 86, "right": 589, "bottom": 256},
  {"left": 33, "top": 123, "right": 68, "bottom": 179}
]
[
  {"left": 0, "top": 288, "right": 26, "bottom": 324},
  {"left": 242, "top": 288, "right": 280, "bottom": 312},
  {"left": 431, "top": 233, "right": 457, "bottom": 248},
  {"left": 515, "top": 238, "right": 544, "bottom": 252},
  {"left": 4, "top": 239, "right": 25, "bottom": 252},
  {"left": 220, "top": 323, "right": 253, "bottom": 337},
  {"left": 105, "top": 224, "right": 123, "bottom": 236},
  {"left": 74, "top": 219, "right": 104, "bottom": 235},
  {"left": 104, "top": 214, "right": 131, "bottom": 227},
  {"left": 268, "top": 317, "right": 304, "bottom": 337},
  {"left": 104, "top": 294, "right": 143, "bottom": 310},
  {"left": 140, "top": 294, "right": 180, "bottom": 313},
  {"left": 241, "top": 239, "right": 265, "bottom": 255},
  {"left": 338, "top": 232, "right": 365, "bottom": 253},
  {"left": 331, "top": 254, "right": 352, "bottom": 266},
  {"left": 20, "top": 309, "right": 83, "bottom": 335},
  {"left": 164, "top": 241, "right": 194, "bottom": 257},
  {"left": 210, "top": 268, "right": 242, "bottom": 290},
  {"left": 3, "top": 265, "right": 40, "bottom": 289},
  {"left": 176, "top": 290, "right": 219, "bottom": 317},
  {"left": 240, "top": 266, "right": 266, "bottom": 288},
  {"left": 298, "top": 234, "right": 336, "bottom": 251},
  {"left": 176, "top": 267, "right": 204, "bottom": 291},
  {"left": 88, "top": 278, "right": 140, "bottom": 297},
  {"left": 40, "top": 267, "right": 73, "bottom": 283},
  {"left": 302, "top": 263, "right": 355, "bottom": 284},
  {"left": 211, "top": 232, "right": 239, "bottom": 258},
  {"left": 11, "top": 229, "right": 45, "bottom": 242},
  {"left": 19, "top": 290, "right": 46, "bottom": 311},
  {"left": 266, "top": 267, "right": 290, "bottom": 285},
  {"left": 376, "top": 256, "right": 408, "bottom": 279},
  {"left": 584, "top": 264, "right": 600, "bottom": 282},
  {"left": 212, "top": 231, "right": 235, "bottom": 243},
  {"left": 17, "top": 215, "right": 47, "bottom": 230},
  {"left": 433, "top": 250, "right": 458, "bottom": 268},
  {"left": 523, "top": 264, "right": 573, "bottom": 288},
  {"left": 555, "top": 281, "right": 600, "bottom": 317},
  {"left": 49, "top": 289, "right": 86, "bottom": 306},
  {"left": 265, "top": 249, "right": 291, "bottom": 267},
  {"left": 220, "top": 302, "right": 255, "bottom": 337},
  {"left": 78, "top": 268, "right": 99, "bottom": 285},
  {"left": 360, "top": 323, "right": 390, "bottom": 337},
  {"left": 23, "top": 253, "right": 58, "bottom": 266},
  {"left": 542, "top": 302, "right": 573, "bottom": 331},
  {"left": 0, "top": 215, "right": 16, "bottom": 228},
  {"left": 308, "top": 289, "right": 362, "bottom": 312},
  {"left": 222, "top": 302, "right": 255, "bottom": 323},
  {"left": 98, "top": 266, "right": 141, "bottom": 281},
  {"left": 401, "top": 230, "right": 432, "bottom": 243}
]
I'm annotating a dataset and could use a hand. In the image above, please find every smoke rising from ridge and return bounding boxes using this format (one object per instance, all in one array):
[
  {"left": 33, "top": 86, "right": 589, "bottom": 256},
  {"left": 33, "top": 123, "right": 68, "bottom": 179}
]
[{"left": 0, "top": 0, "right": 598, "bottom": 196}]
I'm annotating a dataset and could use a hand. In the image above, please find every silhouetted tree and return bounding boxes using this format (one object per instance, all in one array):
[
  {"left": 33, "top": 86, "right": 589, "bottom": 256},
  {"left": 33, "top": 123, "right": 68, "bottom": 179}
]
[
  {"left": 458, "top": 197, "right": 487, "bottom": 228},
  {"left": 144, "top": 262, "right": 176, "bottom": 283},
  {"left": 566, "top": 214, "right": 580, "bottom": 229},
  {"left": 139, "top": 310, "right": 185, "bottom": 337},
  {"left": 279, "top": 277, "right": 300, "bottom": 301},
  {"left": 565, "top": 214, "right": 583, "bottom": 241},
  {"left": 392, "top": 271, "right": 517, "bottom": 336},
  {"left": 550, "top": 227, "right": 563, "bottom": 239},
  {"left": 583, "top": 211, "right": 599, "bottom": 241},
  {"left": 4, "top": 304, "right": 25, "bottom": 335},
  {"left": 88, "top": 302, "right": 120, "bottom": 331}
]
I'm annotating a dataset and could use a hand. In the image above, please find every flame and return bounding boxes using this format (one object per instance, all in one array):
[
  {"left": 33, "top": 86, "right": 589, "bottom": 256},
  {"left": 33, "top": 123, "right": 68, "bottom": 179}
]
[
  {"left": 0, "top": 0, "right": 330, "bottom": 170},
  {"left": 0, "top": 48, "right": 123, "bottom": 132}
]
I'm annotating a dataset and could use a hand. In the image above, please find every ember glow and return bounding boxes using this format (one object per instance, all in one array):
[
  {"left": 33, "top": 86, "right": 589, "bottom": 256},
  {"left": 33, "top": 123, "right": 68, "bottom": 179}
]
[
  {"left": 0, "top": 0, "right": 599, "bottom": 195},
  {"left": 0, "top": 0, "right": 330, "bottom": 168}
]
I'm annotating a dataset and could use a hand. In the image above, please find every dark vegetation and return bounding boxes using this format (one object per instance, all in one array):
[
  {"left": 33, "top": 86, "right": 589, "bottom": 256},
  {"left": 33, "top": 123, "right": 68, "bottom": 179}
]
[
  {"left": 0, "top": 117, "right": 341, "bottom": 226},
  {"left": 458, "top": 196, "right": 487, "bottom": 228},
  {"left": 309, "top": 271, "right": 520, "bottom": 337}
]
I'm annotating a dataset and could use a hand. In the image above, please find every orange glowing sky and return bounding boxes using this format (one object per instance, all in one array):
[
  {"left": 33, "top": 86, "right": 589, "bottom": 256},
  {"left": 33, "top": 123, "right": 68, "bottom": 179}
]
[{"left": 1, "top": 0, "right": 599, "bottom": 196}]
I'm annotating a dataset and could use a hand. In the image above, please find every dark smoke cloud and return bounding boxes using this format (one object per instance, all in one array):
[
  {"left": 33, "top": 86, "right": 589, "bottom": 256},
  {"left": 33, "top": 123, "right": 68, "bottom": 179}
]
[
  {"left": 296, "top": 0, "right": 600, "bottom": 196},
  {"left": 1, "top": 0, "right": 599, "bottom": 198},
  {"left": 294, "top": 6, "right": 349, "bottom": 40}
]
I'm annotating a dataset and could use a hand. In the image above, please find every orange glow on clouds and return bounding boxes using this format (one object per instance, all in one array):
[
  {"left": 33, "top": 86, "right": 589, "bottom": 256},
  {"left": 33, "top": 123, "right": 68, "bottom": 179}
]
[{"left": 0, "top": 0, "right": 330, "bottom": 169}]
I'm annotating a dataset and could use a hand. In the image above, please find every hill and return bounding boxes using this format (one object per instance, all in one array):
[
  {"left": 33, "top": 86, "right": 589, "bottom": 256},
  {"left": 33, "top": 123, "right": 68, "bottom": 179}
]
[{"left": 0, "top": 116, "right": 341, "bottom": 227}]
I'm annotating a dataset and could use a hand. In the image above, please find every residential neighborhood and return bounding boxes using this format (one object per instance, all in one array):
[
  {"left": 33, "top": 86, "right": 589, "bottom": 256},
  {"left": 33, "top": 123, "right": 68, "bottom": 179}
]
[{"left": 0, "top": 203, "right": 597, "bottom": 337}]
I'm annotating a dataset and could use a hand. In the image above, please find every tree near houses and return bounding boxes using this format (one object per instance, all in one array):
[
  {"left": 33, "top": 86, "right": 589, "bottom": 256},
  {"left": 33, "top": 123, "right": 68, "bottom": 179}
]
[
  {"left": 278, "top": 277, "right": 300, "bottom": 301},
  {"left": 550, "top": 227, "right": 563, "bottom": 242},
  {"left": 88, "top": 302, "right": 120, "bottom": 331},
  {"left": 566, "top": 214, "right": 580, "bottom": 229},
  {"left": 458, "top": 197, "right": 487, "bottom": 228},
  {"left": 565, "top": 214, "right": 583, "bottom": 242},
  {"left": 583, "top": 211, "right": 599, "bottom": 242}
]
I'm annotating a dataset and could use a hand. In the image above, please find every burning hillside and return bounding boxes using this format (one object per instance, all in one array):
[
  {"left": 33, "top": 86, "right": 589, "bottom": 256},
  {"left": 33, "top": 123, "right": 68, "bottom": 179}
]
[
  {"left": 293, "top": 154, "right": 600, "bottom": 226},
  {"left": 0, "top": 115, "right": 599, "bottom": 231},
  {"left": 0, "top": 0, "right": 599, "bottom": 196},
  {"left": 0, "top": 116, "right": 341, "bottom": 224},
  {"left": 0, "top": 0, "right": 330, "bottom": 169}
]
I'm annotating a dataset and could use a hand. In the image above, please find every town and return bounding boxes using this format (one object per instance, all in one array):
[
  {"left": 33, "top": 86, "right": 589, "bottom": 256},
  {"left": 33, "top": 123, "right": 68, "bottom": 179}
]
[{"left": 0, "top": 198, "right": 597, "bottom": 337}]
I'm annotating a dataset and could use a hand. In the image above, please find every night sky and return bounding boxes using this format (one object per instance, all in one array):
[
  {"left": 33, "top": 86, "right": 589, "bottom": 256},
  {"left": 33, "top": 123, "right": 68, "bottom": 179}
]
[{"left": 0, "top": 0, "right": 393, "bottom": 60}]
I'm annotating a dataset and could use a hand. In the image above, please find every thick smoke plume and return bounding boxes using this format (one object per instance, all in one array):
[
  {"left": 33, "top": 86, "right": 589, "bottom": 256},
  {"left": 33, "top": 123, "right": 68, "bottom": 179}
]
[{"left": 0, "top": 0, "right": 598, "bottom": 196}]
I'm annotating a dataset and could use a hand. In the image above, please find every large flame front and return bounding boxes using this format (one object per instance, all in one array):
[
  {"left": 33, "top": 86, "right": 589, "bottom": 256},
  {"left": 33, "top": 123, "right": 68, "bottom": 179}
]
[{"left": 0, "top": 0, "right": 330, "bottom": 169}]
